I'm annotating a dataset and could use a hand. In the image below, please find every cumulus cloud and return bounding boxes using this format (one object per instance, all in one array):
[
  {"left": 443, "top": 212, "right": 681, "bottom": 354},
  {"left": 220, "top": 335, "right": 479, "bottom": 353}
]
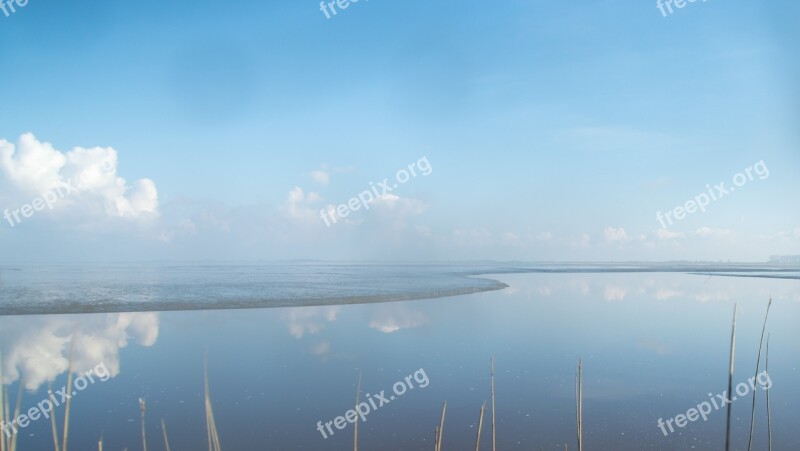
[
  {"left": 0, "top": 313, "right": 159, "bottom": 390},
  {"left": 0, "top": 133, "right": 158, "bottom": 223},
  {"left": 604, "top": 227, "right": 629, "bottom": 242},
  {"left": 368, "top": 307, "right": 427, "bottom": 333},
  {"left": 655, "top": 228, "right": 683, "bottom": 240},
  {"left": 283, "top": 306, "right": 340, "bottom": 338},
  {"left": 310, "top": 170, "right": 330, "bottom": 186},
  {"left": 603, "top": 285, "right": 627, "bottom": 301},
  {"left": 693, "top": 227, "right": 733, "bottom": 238},
  {"left": 282, "top": 187, "right": 323, "bottom": 225}
]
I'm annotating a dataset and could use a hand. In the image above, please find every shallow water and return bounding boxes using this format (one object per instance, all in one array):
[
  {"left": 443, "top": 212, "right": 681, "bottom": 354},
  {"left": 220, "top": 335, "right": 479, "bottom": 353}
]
[{"left": 0, "top": 268, "right": 798, "bottom": 450}]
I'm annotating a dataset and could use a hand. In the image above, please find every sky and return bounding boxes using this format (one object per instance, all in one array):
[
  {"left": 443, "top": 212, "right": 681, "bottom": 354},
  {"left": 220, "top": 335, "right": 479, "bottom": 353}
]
[{"left": 0, "top": 0, "right": 798, "bottom": 262}]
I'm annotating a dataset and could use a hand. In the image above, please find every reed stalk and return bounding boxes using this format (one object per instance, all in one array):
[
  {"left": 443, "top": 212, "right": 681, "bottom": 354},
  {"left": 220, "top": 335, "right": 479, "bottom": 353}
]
[
  {"left": 475, "top": 401, "right": 486, "bottom": 451},
  {"left": 490, "top": 357, "right": 496, "bottom": 451},
  {"left": 765, "top": 334, "right": 772, "bottom": 451},
  {"left": 161, "top": 419, "right": 172, "bottom": 451},
  {"left": 725, "top": 304, "right": 737, "bottom": 451},
  {"left": 9, "top": 382, "right": 22, "bottom": 451},
  {"left": 575, "top": 358, "right": 583, "bottom": 451},
  {"left": 436, "top": 401, "right": 446, "bottom": 451},
  {"left": 0, "top": 351, "right": 5, "bottom": 451},
  {"left": 2, "top": 385, "right": 8, "bottom": 451},
  {"left": 139, "top": 398, "right": 147, "bottom": 451},
  {"left": 48, "top": 382, "right": 60, "bottom": 451},
  {"left": 747, "top": 298, "right": 772, "bottom": 451},
  {"left": 61, "top": 335, "right": 76, "bottom": 451},
  {"left": 354, "top": 373, "right": 361, "bottom": 451},
  {"left": 204, "top": 358, "right": 222, "bottom": 451}
]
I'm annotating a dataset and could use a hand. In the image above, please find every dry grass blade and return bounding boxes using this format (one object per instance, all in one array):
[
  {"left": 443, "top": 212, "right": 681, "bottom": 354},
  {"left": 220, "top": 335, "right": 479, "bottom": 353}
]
[
  {"left": 0, "top": 351, "right": 6, "bottom": 451},
  {"left": 139, "top": 398, "right": 147, "bottom": 451},
  {"left": 8, "top": 382, "right": 22, "bottom": 451},
  {"left": 747, "top": 298, "right": 772, "bottom": 451},
  {"left": 436, "top": 401, "right": 446, "bottom": 451},
  {"left": 490, "top": 357, "right": 496, "bottom": 451},
  {"left": 97, "top": 437, "right": 103, "bottom": 451},
  {"left": 434, "top": 426, "right": 439, "bottom": 451},
  {"left": 48, "top": 382, "right": 60, "bottom": 451},
  {"left": 354, "top": 372, "right": 361, "bottom": 451},
  {"left": 161, "top": 419, "right": 172, "bottom": 451},
  {"left": 765, "top": 334, "right": 772, "bottom": 451},
  {"left": 725, "top": 304, "right": 737, "bottom": 451},
  {"left": 2, "top": 385, "right": 8, "bottom": 451},
  {"left": 575, "top": 358, "right": 583, "bottom": 451},
  {"left": 61, "top": 334, "right": 76, "bottom": 451},
  {"left": 475, "top": 401, "right": 486, "bottom": 451},
  {"left": 204, "top": 358, "right": 222, "bottom": 451}
]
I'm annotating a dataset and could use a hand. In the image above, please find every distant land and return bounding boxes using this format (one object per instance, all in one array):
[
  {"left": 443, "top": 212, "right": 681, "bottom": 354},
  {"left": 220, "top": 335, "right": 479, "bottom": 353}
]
[{"left": 769, "top": 255, "right": 800, "bottom": 263}]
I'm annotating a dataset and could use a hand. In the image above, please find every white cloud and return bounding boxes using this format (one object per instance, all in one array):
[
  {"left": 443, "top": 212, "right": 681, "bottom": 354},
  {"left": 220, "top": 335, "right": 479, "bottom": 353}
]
[
  {"left": 0, "top": 313, "right": 159, "bottom": 390},
  {"left": 655, "top": 228, "right": 683, "bottom": 240},
  {"left": 0, "top": 133, "right": 158, "bottom": 224},
  {"left": 693, "top": 227, "right": 732, "bottom": 238},
  {"left": 603, "top": 285, "right": 627, "bottom": 301},
  {"left": 572, "top": 233, "right": 591, "bottom": 247},
  {"left": 604, "top": 227, "right": 628, "bottom": 242},
  {"left": 369, "top": 307, "right": 427, "bottom": 333},
  {"left": 310, "top": 169, "right": 330, "bottom": 186},
  {"left": 282, "top": 187, "right": 323, "bottom": 225},
  {"left": 537, "top": 232, "right": 554, "bottom": 241},
  {"left": 283, "top": 306, "right": 340, "bottom": 338}
]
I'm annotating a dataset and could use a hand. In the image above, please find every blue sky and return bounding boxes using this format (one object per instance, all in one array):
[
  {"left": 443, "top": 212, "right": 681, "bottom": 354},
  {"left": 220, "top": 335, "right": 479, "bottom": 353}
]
[{"left": 0, "top": 0, "right": 798, "bottom": 262}]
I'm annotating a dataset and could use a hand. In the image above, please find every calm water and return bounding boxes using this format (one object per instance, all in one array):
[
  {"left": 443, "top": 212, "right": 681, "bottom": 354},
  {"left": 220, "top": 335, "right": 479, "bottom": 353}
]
[{"left": 0, "top": 265, "right": 798, "bottom": 450}]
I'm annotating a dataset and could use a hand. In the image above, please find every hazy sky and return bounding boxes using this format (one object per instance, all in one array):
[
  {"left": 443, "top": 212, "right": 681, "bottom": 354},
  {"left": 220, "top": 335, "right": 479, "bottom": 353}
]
[{"left": 0, "top": 0, "right": 798, "bottom": 262}]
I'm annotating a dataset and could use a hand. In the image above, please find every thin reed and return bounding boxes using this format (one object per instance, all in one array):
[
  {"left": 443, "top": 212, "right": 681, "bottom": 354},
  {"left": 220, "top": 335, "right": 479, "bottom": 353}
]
[
  {"left": 161, "top": 419, "right": 172, "bottom": 451},
  {"left": 48, "top": 382, "right": 60, "bottom": 451},
  {"left": 61, "top": 335, "right": 76, "bottom": 451},
  {"left": 747, "top": 298, "right": 772, "bottom": 451},
  {"left": 139, "top": 398, "right": 147, "bottom": 451},
  {"left": 436, "top": 401, "right": 446, "bottom": 451},
  {"left": 204, "top": 359, "right": 222, "bottom": 451},
  {"left": 474, "top": 401, "right": 486, "bottom": 451},
  {"left": 9, "top": 382, "right": 22, "bottom": 451},
  {"left": 490, "top": 357, "right": 496, "bottom": 451},
  {"left": 725, "top": 304, "right": 737, "bottom": 451},
  {"left": 354, "top": 373, "right": 361, "bottom": 451},
  {"left": 0, "top": 351, "right": 6, "bottom": 451},
  {"left": 576, "top": 359, "right": 582, "bottom": 451},
  {"left": 765, "top": 334, "right": 772, "bottom": 451}
]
